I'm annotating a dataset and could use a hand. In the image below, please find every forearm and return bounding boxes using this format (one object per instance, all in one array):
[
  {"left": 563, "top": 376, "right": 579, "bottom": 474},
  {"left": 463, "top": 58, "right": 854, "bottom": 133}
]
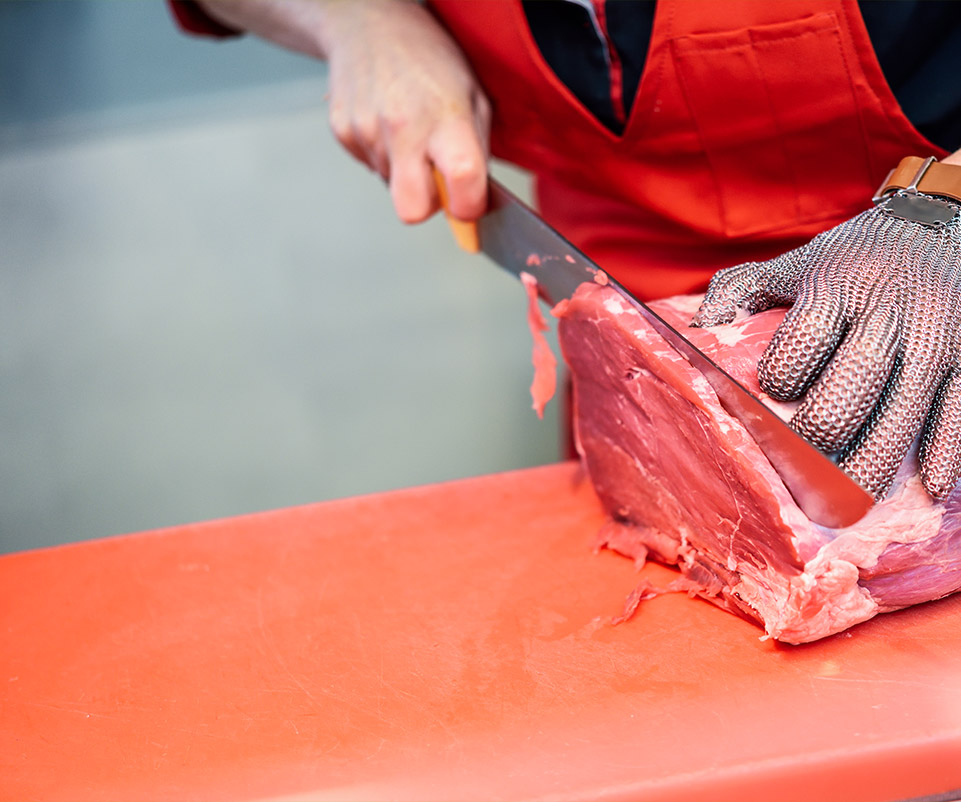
[
  {"left": 197, "top": 0, "right": 417, "bottom": 61},
  {"left": 943, "top": 148, "right": 961, "bottom": 167}
]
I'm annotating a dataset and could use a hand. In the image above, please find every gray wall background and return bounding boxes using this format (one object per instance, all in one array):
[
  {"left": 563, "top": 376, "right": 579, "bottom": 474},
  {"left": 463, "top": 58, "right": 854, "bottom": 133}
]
[{"left": 0, "top": 1, "right": 561, "bottom": 553}]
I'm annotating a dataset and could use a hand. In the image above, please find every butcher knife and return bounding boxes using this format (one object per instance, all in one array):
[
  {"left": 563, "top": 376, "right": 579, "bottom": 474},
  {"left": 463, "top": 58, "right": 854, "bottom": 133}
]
[{"left": 434, "top": 175, "right": 875, "bottom": 529}]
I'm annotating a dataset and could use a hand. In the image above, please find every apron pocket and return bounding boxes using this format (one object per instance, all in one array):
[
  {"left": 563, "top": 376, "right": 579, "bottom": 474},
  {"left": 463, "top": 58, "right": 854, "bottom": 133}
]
[{"left": 671, "top": 11, "right": 874, "bottom": 238}]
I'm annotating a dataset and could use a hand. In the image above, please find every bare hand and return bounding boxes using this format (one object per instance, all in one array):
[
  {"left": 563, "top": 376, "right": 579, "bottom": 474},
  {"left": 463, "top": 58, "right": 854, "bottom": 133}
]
[
  {"left": 199, "top": 0, "right": 491, "bottom": 224},
  {"left": 324, "top": 2, "right": 491, "bottom": 223}
]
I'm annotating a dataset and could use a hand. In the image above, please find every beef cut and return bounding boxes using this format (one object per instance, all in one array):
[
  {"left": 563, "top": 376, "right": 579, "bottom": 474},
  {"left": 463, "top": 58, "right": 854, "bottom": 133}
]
[{"left": 556, "top": 283, "right": 961, "bottom": 643}]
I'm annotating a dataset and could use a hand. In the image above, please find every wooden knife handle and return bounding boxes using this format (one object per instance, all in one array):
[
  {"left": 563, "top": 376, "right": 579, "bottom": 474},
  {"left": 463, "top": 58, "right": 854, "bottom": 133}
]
[{"left": 432, "top": 167, "right": 480, "bottom": 253}]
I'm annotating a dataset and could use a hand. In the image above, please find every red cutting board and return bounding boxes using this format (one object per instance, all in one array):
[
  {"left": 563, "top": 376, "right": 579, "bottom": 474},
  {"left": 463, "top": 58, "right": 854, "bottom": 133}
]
[{"left": 2, "top": 461, "right": 960, "bottom": 801}]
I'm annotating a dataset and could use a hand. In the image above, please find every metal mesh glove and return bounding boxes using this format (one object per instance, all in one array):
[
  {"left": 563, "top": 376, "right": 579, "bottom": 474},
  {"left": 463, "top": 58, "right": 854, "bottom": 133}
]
[{"left": 691, "top": 192, "right": 961, "bottom": 502}]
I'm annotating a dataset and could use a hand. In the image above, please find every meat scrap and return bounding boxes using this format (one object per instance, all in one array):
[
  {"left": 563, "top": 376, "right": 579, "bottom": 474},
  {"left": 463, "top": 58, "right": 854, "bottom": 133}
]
[
  {"left": 557, "top": 283, "right": 961, "bottom": 644},
  {"left": 520, "top": 271, "right": 557, "bottom": 419}
]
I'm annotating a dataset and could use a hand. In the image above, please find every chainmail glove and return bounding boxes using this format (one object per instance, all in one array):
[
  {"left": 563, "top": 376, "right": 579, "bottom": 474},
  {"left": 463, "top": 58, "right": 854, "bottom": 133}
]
[{"left": 691, "top": 192, "right": 961, "bottom": 501}]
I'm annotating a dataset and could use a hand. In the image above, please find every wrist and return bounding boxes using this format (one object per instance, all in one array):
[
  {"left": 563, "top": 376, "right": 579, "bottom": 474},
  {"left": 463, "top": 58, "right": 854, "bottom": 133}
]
[
  {"left": 314, "top": 0, "right": 426, "bottom": 62},
  {"left": 942, "top": 149, "right": 961, "bottom": 167}
]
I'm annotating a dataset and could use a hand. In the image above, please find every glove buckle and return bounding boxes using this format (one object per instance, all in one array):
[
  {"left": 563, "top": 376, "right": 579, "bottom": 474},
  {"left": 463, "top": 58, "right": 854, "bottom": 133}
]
[{"left": 873, "top": 156, "right": 958, "bottom": 227}]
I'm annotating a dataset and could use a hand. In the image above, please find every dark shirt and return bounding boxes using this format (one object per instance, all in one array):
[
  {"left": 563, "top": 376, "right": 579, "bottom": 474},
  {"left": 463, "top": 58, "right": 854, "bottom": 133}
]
[{"left": 522, "top": 0, "right": 961, "bottom": 151}]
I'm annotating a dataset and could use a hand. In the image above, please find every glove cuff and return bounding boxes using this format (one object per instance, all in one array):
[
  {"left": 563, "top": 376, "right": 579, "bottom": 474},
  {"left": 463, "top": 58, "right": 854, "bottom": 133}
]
[{"left": 874, "top": 156, "right": 961, "bottom": 205}]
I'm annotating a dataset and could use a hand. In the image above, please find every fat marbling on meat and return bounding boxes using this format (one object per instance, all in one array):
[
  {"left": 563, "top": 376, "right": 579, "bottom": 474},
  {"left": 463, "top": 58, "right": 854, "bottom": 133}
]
[{"left": 556, "top": 283, "right": 961, "bottom": 644}]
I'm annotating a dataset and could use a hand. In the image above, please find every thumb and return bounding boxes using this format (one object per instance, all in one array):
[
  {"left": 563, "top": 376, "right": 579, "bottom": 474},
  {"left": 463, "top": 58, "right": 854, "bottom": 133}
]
[{"left": 691, "top": 248, "right": 804, "bottom": 328}]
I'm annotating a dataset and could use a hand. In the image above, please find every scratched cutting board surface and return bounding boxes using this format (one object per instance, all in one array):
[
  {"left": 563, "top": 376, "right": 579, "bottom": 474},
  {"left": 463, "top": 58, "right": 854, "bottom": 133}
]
[{"left": 2, "top": 461, "right": 960, "bottom": 802}]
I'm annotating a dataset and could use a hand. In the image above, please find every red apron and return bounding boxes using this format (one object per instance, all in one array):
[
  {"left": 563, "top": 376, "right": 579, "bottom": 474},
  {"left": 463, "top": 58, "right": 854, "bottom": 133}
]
[{"left": 429, "top": 0, "right": 947, "bottom": 300}]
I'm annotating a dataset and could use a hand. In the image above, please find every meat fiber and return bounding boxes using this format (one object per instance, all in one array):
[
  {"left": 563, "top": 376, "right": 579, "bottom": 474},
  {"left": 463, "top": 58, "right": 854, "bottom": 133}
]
[{"left": 556, "top": 283, "right": 961, "bottom": 644}]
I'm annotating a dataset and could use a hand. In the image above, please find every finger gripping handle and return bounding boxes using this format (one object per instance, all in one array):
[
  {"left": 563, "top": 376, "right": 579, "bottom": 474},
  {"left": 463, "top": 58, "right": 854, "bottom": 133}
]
[{"left": 432, "top": 167, "right": 480, "bottom": 253}]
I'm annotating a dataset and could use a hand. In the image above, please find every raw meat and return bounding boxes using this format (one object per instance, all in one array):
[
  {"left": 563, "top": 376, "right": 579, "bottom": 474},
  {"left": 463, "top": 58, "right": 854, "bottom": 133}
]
[
  {"left": 521, "top": 271, "right": 557, "bottom": 419},
  {"left": 556, "top": 283, "right": 961, "bottom": 643}
]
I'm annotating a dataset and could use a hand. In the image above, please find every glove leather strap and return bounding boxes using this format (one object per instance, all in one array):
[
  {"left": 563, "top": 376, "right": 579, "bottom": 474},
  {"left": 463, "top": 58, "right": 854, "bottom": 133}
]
[{"left": 875, "top": 156, "right": 961, "bottom": 204}]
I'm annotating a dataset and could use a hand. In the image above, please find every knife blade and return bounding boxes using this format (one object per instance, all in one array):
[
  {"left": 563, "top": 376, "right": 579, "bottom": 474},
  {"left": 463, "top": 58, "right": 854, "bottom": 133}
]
[{"left": 437, "top": 175, "right": 874, "bottom": 528}]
